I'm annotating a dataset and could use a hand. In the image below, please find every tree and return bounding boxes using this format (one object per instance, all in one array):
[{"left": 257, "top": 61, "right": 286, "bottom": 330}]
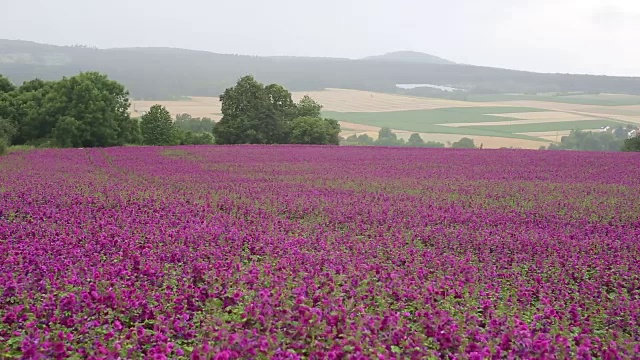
[
  {"left": 176, "top": 129, "right": 214, "bottom": 145},
  {"left": 355, "top": 134, "right": 375, "bottom": 145},
  {"left": 451, "top": 137, "right": 476, "bottom": 149},
  {"left": 0, "top": 117, "right": 16, "bottom": 143},
  {"left": 623, "top": 134, "right": 640, "bottom": 152},
  {"left": 140, "top": 105, "right": 176, "bottom": 146},
  {"left": 406, "top": 133, "right": 425, "bottom": 147},
  {"left": 7, "top": 73, "right": 136, "bottom": 147},
  {"left": 0, "top": 75, "right": 15, "bottom": 94},
  {"left": 290, "top": 117, "right": 340, "bottom": 145},
  {"left": 376, "top": 127, "right": 399, "bottom": 146},
  {"left": 119, "top": 117, "right": 143, "bottom": 145},
  {"left": 214, "top": 76, "right": 337, "bottom": 145},
  {"left": 215, "top": 76, "right": 281, "bottom": 144},
  {"left": 52, "top": 116, "right": 82, "bottom": 147},
  {"left": 40, "top": 72, "right": 133, "bottom": 147},
  {"left": 424, "top": 141, "right": 445, "bottom": 148},
  {"left": 175, "top": 113, "right": 214, "bottom": 133},
  {"left": 296, "top": 95, "right": 322, "bottom": 118}
]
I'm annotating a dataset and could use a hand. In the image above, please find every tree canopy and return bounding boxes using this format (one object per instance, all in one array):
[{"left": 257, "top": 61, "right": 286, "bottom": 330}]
[
  {"left": 1, "top": 72, "right": 138, "bottom": 147},
  {"left": 213, "top": 76, "right": 340, "bottom": 145},
  {"left": 544, "top": 127, "right": 637, "bottom": 151},
  {"left": 140, "top": 105, "right": 176, "bottom": 146},
  {"left": 622, "top": 134, "right": 640, "bottom": 152},
  {"left": 451, "top": 137, "right": 477, "bottom": 149}
]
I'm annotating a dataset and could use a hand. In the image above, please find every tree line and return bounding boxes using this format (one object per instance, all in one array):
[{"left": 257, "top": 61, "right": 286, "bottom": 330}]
[
  {"left": 342, "top": 127, "right": 478, "bottom": 149},
  {"left": 541, "top": 127, "right": 640, "bottom": 152},
  {"left": 0, "top": 73, "right": 340, "bottom": 154}
]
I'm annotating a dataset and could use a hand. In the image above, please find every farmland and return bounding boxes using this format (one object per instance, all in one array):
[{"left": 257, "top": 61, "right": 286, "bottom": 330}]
[
  {"left": 2, "top": 146, "right": 640, "bottom": 358},
  {"left": 132, "top": 89, "right": 640, "bottom": 149}
]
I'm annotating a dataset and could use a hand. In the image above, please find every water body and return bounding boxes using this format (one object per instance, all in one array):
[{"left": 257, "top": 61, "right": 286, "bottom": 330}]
[{"left": 396, "top": 84, "right": 466, "bottom": 92}]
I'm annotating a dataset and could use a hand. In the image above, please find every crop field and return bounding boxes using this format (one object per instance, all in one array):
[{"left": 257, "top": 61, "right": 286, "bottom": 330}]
[
  {"left": 464, "top": 93, "right": 640, "bottom": 106},
  {"left": 132, "top": 89, "right": 640, "bottom": 149},
  {"left": 1, "top": 146, "right": 640, "bottom": 358}
]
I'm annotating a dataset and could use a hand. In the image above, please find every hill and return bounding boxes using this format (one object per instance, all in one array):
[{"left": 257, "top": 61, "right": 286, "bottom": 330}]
[
  {"left": 362, "top": 51, "right": 455, "bottom": 65},
  {"left": 2, "top": 39, "right": 640, "bottom": 100}
]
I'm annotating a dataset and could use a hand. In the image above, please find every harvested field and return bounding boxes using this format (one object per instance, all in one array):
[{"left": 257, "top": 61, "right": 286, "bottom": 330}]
[
  {"left": 291, "top": 89, "right": 504, "bottom": 112},
  {"left": 132, "top": 97, "right": 222, "bottom": 120},
  {"left": 130, "top": 89, "right": 640, "bottom": 148},
  {"left": 443, "top": 118, "right": 609, "bottom": 127},
  {"left": 340, "top": 122, "right": 549, "bottom": 149},
  {"left": 486, "top": 111, "right": 597, "bottom": 121}
]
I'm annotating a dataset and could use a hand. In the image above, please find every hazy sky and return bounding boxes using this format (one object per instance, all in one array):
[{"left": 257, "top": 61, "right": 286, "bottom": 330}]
[{"left": 2, "top": 0, "right": 639, "bottom": 76}]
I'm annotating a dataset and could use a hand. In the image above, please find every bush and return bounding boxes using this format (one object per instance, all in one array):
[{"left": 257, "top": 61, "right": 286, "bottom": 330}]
[
  {"left": 451, "top": 137, "right": 477, "bottom": 149},
  {"left": 622, "top": 135, "right": 640, "bottom": 152}
]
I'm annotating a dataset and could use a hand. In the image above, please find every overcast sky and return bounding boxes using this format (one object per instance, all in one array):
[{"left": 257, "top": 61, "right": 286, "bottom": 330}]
[{"left": 2, "top": 0, "right": 639, "bottom": 76}]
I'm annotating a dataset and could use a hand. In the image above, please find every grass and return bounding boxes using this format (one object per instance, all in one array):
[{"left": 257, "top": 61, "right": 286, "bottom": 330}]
[
  {"left": 323, "top": 107, "right": 551, "bottom": 141},
  {"left": 463, "top": 94, "right": 640, "bottom": 106},
  {"left": 7, "top": 145, "right": 36, "bottom": 154},
  {"left": 462, "top": 119, "right": 628, "bottom": 133}
]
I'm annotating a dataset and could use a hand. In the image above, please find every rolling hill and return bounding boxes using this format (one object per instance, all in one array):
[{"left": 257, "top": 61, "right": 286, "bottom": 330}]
[
  {"left": 361, "top": 51, "right": 455, "bottom": 65},
  {"left": 2, "top": 39, "right": 640, "bottom": 100}
]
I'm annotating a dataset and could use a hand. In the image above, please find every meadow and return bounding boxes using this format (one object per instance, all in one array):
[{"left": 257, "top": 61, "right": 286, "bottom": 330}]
[{"left": 1, "top": 146, "right": 640, "bottom": 358}]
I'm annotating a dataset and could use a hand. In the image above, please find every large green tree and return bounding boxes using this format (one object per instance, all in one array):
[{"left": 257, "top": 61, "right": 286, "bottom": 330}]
[
  {"left": 214, "top": 76, "right": 339, "bottom": 145},
  {"left": 7, "top": 73, "right": 136, "bottom": 147},
  {"left": 140, "top": 105, "right": 176, "bottom": 146}
]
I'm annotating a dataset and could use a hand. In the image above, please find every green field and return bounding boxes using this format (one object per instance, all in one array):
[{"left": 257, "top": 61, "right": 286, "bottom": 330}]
[
  {"left": 324, "top": 107, "right": 633, "bottom": 142},
  {"left": 463, "top": 94, "right": 640, "bottom": 106},
  {"left": 463, "top": 119, "right": 627, "bottom": 133},
  {"left": 325, "top": 107, "right": 552, "bottom": 140}
]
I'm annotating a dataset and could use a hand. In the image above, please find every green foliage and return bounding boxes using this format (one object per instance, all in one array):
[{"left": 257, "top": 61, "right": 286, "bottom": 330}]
[
  {"left": 296, "top": 95, "right": 323, "bottom": 118},
  {"left": 176, "top": 129, "right": 214, "bottom": 145},
  {"left": 290, "top": 117, "right": 340, "bottom": 145},
  {"left": 0, "top": 117, "right": 16, "bottom": 143},
  {"left": 140, "top": 105, "right": 176, "bottom": 146},
  {"left": 622, "top": 135, "right": 640, "bottom": 152},
  {"left": 52, "top": 116, "right": 81, "bottom": 147},
  {"left": 451, "top": 137, "right": 477, "bottom": 149},
  {"left": 175, "top": 113, "right": 214, "bottom": 134},
  {"left": 4, "top": 72, "right": 137, "bottom": 147},
  {"left": 407, "top": 133, "right": 425, "bottom": 147},
  {"left": 357, "top": 134, "right": 375, "bottom": 145},
  {"left": 344, "top": 129, "right": 445, "bottom": 148},
  {"left": 0, "top": 75, "right": 16, "bottom": 94},
  {"left": 423, "top": 141, "right": 446, "bottom": 148},
  {"left": 545, "top": 129, "right": 633, "bottom": 151},
  {"left": 0, "top": 137, "right": 6, "bottom": 155},
  {"left": 375, "top": 127, "right": 406, "bottom": 146},
  {"left": 120, "top": 117, "right": 143, "bottom": 145},
  {"left": 214, "top": 76, "right": 338, "bottom": 145},
  {"left": 215, "top": 76, "right": 283, "bottom": 144}
]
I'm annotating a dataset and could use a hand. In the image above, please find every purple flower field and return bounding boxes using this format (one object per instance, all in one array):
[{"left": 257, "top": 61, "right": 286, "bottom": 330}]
[{"left": 1, "top": 146, "right": 640, "bottom": 359}]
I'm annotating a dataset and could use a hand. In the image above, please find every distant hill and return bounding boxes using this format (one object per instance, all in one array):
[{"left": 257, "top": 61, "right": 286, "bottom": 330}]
[
  {"left": 362, "top": 51, "right": 455, "bottom": 65},
  {"left": 2, "top": 39, "right": 640, "bottom": 100}
]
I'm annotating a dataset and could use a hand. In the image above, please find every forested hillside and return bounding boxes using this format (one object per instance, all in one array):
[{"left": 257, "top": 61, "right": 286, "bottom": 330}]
[{"left": 2, "top": 40, "right": 640, "bottom": 99}]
